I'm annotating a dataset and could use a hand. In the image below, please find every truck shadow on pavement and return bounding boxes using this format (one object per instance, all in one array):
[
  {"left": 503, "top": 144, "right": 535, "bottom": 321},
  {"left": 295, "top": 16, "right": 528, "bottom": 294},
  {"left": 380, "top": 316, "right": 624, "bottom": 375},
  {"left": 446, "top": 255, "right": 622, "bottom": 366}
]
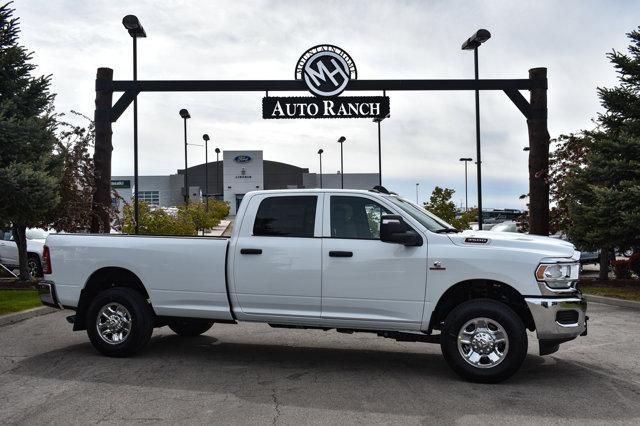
[{"left": 9, "top": 332, "right": 640, "bottom": 421}]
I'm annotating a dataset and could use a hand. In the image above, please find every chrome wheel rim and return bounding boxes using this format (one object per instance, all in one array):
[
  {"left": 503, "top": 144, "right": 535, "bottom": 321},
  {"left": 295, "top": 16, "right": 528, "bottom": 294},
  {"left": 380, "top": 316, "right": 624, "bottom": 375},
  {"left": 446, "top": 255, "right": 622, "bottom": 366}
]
[
  {"left": 27, "top": 259, "right": 38, "bottom": 278},
  {"left": 96, "top": 303, "right": 132, "bottom": 345},
  {"left": 457, "top": 317, "right": 509, "bottom": 369}
]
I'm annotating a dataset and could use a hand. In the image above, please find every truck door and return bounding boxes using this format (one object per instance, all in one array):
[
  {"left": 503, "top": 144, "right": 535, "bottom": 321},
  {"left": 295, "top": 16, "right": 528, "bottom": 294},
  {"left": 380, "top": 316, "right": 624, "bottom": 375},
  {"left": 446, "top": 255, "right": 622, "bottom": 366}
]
[
  {"left": 232, "top": 194, "right": 323, "bottom": 319},
  {"left": 321, "top": 194, "right": 427, "bottom": 330}
]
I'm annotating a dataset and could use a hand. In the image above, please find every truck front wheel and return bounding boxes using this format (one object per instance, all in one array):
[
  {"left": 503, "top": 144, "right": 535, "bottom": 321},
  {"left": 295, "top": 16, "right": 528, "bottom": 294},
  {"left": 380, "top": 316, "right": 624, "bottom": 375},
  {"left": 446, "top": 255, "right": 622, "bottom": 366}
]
[
  {"left": 168, "top": 319, "right": 214, "bottom": 337},
  {"left": 440, "top": 299, "right": 528, "bottom": 383},
  {"left": 86, "top": 287, "right": 154, "bottom": 357}
]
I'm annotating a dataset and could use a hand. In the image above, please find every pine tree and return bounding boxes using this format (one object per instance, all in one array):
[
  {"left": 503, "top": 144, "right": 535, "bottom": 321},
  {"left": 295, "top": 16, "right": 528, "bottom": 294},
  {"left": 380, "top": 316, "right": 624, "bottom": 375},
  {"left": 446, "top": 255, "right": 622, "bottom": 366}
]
[
  {"left": 565, "top": 27, "right": 640, "bottom": 280},
  {"left": 0, "top": 2, "right": 59, "bottom": 281}
]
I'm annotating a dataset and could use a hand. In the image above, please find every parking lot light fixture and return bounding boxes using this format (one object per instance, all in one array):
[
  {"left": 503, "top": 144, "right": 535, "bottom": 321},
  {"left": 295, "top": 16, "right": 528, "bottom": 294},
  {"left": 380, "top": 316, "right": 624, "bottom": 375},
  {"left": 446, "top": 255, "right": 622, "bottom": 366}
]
[
  {"left": 459, "top": 157, "right": 473, "bottom": 212},
  {"left": 372, "top": 114, "right": 390, "bottom": 186},
  {"left": 203, "top": 134, "right": 210, "bottom": 210},
  {"left": 337, "top": 136, "right": 346, "bottom": 189},
  {"left": 122, "top": 15, "right": 146, "bottom": 38},
  {"left": 461, "top": 28, "right": 491, "bottom": 229},
  {"left": 215, "top": 147, "right": 221, "bottom": 197},
  {"left": 317, "top": 149, "right": 324, "bottom": 188},
  {"left": 122, "top": 14, "right": 146, "bottom": 235},
  {"left": 180, "top": 109, "right": 191, "bottom": 203}
]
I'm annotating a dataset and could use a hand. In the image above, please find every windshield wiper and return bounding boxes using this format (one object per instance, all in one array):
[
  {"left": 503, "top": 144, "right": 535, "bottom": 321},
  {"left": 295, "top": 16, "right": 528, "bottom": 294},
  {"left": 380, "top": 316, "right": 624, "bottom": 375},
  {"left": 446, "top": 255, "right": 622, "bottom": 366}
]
[{"left": 435, "top": 228, "right": 460, "bottom": 233}]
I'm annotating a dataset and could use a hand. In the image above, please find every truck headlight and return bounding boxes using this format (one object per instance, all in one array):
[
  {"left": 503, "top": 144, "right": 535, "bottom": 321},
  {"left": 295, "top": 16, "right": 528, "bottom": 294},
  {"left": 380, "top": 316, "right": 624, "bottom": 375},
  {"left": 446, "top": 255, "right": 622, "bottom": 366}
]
[{"left": 535, "top": 262, "right": 580, "bottom": 289}]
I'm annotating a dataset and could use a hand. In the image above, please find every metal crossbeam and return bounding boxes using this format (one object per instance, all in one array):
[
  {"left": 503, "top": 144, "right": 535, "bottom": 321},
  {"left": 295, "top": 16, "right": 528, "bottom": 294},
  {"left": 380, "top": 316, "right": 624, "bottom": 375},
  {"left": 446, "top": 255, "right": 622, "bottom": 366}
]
[{"left": 99, "top": 78, "right": 546, "bottom": 93}]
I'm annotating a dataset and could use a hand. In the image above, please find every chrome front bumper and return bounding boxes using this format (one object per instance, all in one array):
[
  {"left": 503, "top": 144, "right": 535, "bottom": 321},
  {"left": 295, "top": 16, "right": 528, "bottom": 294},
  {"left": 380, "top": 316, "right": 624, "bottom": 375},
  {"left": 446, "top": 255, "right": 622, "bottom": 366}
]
[
  {"left": 525, "top": 295, "right": 587, "bottom": 341},
  {"left": 38, "top": 280, "right": 63, "bottom": 309}
]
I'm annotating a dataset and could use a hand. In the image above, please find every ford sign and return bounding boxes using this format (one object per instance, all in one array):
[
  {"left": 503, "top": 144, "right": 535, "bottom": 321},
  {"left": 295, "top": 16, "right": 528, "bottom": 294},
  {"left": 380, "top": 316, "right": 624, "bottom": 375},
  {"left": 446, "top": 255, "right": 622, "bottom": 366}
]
[{"left": 234, "top": 155, "right": 252, "bottom": 163}]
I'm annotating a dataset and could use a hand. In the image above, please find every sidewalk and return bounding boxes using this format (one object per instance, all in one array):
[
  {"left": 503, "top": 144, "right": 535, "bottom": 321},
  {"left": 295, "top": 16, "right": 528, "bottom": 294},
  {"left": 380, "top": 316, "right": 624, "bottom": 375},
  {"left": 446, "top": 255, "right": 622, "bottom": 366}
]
[{"left": 205, "top": 219, "right": 231, "bottom": 237}]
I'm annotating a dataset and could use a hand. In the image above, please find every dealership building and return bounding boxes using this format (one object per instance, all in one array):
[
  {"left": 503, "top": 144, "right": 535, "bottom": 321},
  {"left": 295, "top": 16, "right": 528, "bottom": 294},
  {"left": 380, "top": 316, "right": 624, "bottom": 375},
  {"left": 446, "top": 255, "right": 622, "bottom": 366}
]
[{"left": 112, "top": 150, "right": 378, "bottom": 215}]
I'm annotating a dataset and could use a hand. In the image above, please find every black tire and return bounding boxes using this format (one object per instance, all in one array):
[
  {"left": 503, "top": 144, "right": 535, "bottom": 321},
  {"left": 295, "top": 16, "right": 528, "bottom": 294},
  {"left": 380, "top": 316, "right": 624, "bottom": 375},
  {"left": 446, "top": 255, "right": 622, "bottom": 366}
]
[
  {"left": 168, "top": 318, "right": 214, "bottom": 337},
  {"left": 440, "top": 299, "right": 528, "bottom": 383},
  {"left": 86, "top": 287, "right": 154, "bottom": 357},
  {"left": 27, "top": 254, "right": 42, "bottom": 278}
]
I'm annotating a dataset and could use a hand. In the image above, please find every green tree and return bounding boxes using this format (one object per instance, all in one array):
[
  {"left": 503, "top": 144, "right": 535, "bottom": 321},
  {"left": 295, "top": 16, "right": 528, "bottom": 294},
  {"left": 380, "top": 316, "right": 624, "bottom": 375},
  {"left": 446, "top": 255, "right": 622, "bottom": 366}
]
[
  {"left": 122, "top": 199, "right": 230, "bottom": 236},
  {"left": 564, "top": 27, "right": 640, "bottom": 280},
  {"left": 423, "top": 186, "right": 475, "bottom": 230},
  {"left": 0, "top": 3, "right": 59, "bottom": 280},
  {"left": 122, "top": 202, "right": 195, "bottom": 236},
  {"left": 50, "top": 112, "right": 115, "bottom": 232},
  {"left": 177, "top": 200, "right": 229, "bottom": 235}
]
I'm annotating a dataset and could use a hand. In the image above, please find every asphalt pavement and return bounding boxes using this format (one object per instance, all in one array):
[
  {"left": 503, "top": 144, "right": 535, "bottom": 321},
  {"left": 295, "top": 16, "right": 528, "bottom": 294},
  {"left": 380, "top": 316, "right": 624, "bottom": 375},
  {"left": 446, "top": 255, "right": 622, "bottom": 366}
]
[{"left": 0, "top": 302, "right": 639, "bottom": 424}]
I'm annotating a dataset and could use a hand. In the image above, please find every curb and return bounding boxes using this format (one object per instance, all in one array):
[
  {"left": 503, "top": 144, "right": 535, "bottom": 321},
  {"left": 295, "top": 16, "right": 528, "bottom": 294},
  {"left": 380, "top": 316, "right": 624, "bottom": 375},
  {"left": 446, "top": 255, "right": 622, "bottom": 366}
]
[
  {"left": 583, "top": 294, "right": 640, "bottom": 310},
  {"left": 0, "top": 306, "right": 58, "bottom": 327}
]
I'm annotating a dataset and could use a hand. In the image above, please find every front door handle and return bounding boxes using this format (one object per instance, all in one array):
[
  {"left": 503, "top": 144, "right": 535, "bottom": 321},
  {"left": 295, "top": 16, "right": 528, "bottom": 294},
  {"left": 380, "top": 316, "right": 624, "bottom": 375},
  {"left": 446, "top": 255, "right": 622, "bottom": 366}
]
[
  {"left": 329, "top": 251, "right": 353, "bottom": 257},
  {"left": 240, "top": 248, "right": 262, "bottom": 255}
]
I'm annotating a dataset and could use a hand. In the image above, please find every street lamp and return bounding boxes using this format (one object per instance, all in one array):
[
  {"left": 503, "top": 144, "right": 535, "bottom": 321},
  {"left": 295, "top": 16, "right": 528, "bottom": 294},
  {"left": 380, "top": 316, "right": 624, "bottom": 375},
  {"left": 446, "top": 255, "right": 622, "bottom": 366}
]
[
  {"left": 317, "top": 149, "right": 324, "bottom": 188},
  {"left": 416, "top": 183, "right": 420, "bottom": 204},
  {"left": 179, "top": 108, "right": 191, "bottom": 203},
  {"left": 462, "top": 28, "right": 491, "bottom": 229},
  {"left": 337, "top": 136, "right": 346, "bottom": 189},
  {"left": 122, "top": 15, "right": 146, "bottom": 234},
  {"left": 372, "top": 114, "right": 390, "bottom": 186},
  {"left": 215, "top": 148, "right": 221, "bottom": 198},
  {"left": 202, "top": 134, "right": 210, "bottom": 211},
  {"left": 459, "top": 157, "right": 473, "bottom": 212}
]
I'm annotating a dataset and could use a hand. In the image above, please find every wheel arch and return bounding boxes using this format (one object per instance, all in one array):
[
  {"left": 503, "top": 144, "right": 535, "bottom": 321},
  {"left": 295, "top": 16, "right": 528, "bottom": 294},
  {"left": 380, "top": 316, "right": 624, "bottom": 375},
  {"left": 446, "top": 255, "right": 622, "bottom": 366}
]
[
  {"left": 427, "top": 279, "right": 535, "bottom": 334},
  {"left": 73, "top": 267, "right": 151, "bottom": 331}
]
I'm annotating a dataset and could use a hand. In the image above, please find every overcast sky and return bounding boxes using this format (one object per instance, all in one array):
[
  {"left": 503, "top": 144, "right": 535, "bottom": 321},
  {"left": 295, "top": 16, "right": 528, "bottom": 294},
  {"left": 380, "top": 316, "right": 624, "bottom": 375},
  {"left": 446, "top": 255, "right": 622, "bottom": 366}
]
[{"left": 14, "top": 0, "right": 640, "bottom": 208}]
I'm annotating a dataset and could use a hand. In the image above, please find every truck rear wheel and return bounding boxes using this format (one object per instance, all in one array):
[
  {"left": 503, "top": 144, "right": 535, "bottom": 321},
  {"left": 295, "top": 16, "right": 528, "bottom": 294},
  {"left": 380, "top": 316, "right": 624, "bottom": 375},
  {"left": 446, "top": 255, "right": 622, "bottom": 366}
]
[
  {"left": 86, "top": 287, "right": 154, "bottom": 357},
  {"left": 168, "top": 319, "right": 214, "bottom": 337},
  {"left": 440, "top": 299, "right": 528, "bottom": 383}
]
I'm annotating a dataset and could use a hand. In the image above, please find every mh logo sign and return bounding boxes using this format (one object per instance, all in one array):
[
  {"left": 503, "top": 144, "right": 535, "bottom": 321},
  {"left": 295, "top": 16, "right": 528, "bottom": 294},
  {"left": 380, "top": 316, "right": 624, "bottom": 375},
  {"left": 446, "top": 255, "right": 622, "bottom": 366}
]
[{"left": 295, "top": 45, "right": 357, "bottom": 98}]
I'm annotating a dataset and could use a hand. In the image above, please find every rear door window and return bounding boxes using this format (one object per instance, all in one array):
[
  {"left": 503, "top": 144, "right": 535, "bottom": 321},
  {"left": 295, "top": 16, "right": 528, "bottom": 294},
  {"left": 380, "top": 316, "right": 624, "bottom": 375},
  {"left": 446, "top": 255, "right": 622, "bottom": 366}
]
[{"left": 253, "top": 196, "right": 317, "bottom": 237}]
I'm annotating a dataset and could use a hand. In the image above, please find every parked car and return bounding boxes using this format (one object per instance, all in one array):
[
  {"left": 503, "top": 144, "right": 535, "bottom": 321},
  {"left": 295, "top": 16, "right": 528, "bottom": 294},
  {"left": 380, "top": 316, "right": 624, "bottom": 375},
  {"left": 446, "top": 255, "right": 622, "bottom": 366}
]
[
  {"left": 0, "top": 228, "right": 49, "bottom": 278},
  {"left": 39, "top": 188, "right": 587, "bottom": 383}
]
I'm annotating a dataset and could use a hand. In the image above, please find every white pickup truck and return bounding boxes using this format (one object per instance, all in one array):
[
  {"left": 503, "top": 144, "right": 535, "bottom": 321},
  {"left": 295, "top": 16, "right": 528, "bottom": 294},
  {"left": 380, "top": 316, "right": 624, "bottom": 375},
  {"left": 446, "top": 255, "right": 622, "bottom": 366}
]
[{"left": 39, "top": 188, "right": 587, "bottom": 382}]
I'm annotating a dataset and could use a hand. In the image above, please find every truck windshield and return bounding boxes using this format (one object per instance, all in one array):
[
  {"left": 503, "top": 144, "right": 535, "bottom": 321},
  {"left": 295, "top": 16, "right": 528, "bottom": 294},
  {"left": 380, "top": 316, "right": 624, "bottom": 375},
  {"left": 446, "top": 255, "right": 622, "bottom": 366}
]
[{"left": 384, "top": 196, "right": 458, "bottom": 233}]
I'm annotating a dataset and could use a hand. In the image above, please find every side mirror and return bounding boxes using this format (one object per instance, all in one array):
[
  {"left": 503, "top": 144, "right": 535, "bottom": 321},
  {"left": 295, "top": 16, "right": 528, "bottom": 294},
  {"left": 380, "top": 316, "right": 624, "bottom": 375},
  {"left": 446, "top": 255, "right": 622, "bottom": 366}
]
[{"left": 380, "top": 215, "right": 423, "bottom": 246}]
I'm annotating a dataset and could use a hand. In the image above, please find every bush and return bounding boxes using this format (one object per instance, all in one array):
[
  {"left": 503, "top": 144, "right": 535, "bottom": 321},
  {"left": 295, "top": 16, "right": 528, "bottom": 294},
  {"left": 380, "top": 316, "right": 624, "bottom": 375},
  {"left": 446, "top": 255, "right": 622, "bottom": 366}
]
[
  {"left": 122, "top": 199, "right": 230, "bottom": 236},
  {"left": 612, "top": 259, "right": 631, "bottom": 280},
  {"left": 122, "top": 202, "right": 195, "bottom": 236}
]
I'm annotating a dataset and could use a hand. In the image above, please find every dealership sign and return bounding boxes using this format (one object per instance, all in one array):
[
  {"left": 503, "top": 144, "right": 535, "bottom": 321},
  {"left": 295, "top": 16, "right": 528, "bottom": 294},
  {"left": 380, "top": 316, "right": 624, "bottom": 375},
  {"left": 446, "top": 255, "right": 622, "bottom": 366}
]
[
  {"left": 263, "top": 96, "right": 389, "bottom": 119},
  {"left": 111, "top": 179, "right": 131, "bottom": 188},
  {"left": 262, "top": 45, "right": 390, "bottom": 120}
]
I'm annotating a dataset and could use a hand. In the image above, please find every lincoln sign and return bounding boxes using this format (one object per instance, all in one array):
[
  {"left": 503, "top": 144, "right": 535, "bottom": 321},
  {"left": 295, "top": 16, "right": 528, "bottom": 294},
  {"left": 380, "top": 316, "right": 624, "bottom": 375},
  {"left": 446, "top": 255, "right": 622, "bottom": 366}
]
[{"left": 262, "top": 45, "right": 391, "bottom": 120}]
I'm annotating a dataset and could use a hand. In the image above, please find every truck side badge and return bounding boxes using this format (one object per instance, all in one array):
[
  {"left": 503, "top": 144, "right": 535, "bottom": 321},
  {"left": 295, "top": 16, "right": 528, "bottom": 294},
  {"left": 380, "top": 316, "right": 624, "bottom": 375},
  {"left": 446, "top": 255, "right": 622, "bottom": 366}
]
[{"left": 465, "top": 237, "right": 489, "bottom": 244}]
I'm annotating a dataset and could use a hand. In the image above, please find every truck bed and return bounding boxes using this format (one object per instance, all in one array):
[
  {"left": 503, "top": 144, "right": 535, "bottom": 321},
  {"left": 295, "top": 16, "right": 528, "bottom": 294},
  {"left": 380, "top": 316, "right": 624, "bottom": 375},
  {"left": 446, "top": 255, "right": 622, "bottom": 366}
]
[{"left": 47, "top": 234, "right": 233, "bottom": 320}]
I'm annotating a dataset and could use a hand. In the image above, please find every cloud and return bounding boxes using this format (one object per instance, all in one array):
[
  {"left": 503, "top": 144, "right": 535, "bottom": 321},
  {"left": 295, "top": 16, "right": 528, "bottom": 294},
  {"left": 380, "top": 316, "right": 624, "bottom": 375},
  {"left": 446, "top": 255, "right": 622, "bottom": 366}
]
[{"left": 13, "top": 0, "right": 640, "bottom": 208}]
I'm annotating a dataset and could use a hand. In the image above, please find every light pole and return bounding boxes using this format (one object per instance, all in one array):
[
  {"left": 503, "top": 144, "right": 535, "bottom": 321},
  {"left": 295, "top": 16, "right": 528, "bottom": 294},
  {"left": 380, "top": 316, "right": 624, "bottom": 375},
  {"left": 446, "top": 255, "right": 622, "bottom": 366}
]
[
  {"left": 317, "top": 149, "right": 324, "bottom": 188},
  {"left": 372, "top": 114, "right": 390, "bottom": 186},
  {"left": 122, "top": 15, "right": 146, "bottom": 234},
  {"left": 462, "top": 28, "right": 491, "bottom": 229},
  {"left": 416, "top": 183, "right": 420, "bottom": 204},
  {"left": 459, "top": 157, "right": 473, "bottom": 212},
  {"left": 202, "top": 134, "right": 210, "bottom": 211},
  {"left": 337, "top": 136, "right": 346, "bottom": 189},
  {"left": 179, "top": 108, "right": 191, "bottom": 203},
  {"left": 215, "top": 148, "right": 221, "bottom": 198}
]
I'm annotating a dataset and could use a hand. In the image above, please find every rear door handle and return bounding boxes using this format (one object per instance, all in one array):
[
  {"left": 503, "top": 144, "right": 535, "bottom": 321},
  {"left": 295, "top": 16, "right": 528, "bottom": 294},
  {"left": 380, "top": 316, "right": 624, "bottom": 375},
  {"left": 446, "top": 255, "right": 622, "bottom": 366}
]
[
  {"left": 329, "top": 251, "right": 353, "bottom": 257},
  {"left": 240, "top": 248, "right": 262, "bottom": 255}
]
